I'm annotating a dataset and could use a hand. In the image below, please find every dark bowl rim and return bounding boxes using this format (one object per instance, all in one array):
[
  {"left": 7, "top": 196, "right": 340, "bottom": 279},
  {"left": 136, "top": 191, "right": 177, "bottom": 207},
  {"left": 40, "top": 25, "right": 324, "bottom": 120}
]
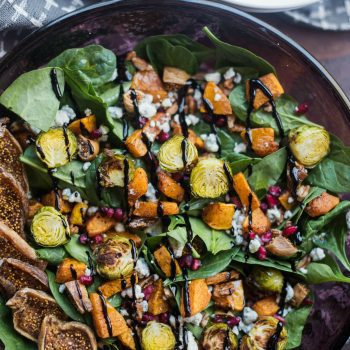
[{"left": 0, "top": 0, "right": 349, "bottom": 118}]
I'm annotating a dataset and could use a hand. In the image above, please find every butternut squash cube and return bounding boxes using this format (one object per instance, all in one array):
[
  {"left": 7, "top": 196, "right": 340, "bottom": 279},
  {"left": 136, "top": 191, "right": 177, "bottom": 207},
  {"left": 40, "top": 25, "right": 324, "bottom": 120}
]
[
  {"left": 243, "top": 208, "right": 270, "bottom": 234},
  {"left": 278, "top": 191, "right": 294, "bottom": 211},
  {"left": 242, "top": 128, "right": 279, "bottom": 157},
  {"left": 253, "top": 296, "right": 279, "bottom": 317},
  {"left": 148, "top": 279, "right": 169, "bottom": 315},
  {"left": 305, "top": 192, "right": 340, "bottom": 218},
  {"left": 201, "top": 82, "right": 232, "bottom": 115},
  {"left": 128, "top": 168, "right": 148, "bottom": 206},
  {"left": 205, "top": 270, "right": 240, "bottom": 285},
  {"left": 41, "top": 190, "right": 72, "bottom": 214},
  {"left": 55, "top": 258, "right": 87, "bottom": 284},
  {"left": 153, "top": 245, "right": 181, "bottom": 278},
  {"left": 157, "top": 171, "right": 185, "bottom": 202},
  {"left": 99, "top": 275, "right": 137, "bottom": 298},
  {"left": 232, "top": 172, "right": 260, "bottom": 210},
  {"left": 70, "top": 202, "right": 88, "bottom": 226},
  {"left": 133, "top": 201, "right": 179, "bottom": 218},
  {"left": 163, "top": 67, "right": 190, "bottom": 85},
  {"left": 68, "top": 115, "right": 96, "bottom": 136},
  {"left": 86, "top": 212, "right": 116, "bottom": 238},
  {"left": 202, "top": 202, "right": 235, "bottom": 230},
  {"left": 125, "top": 130, "right": 148, "bottom": 158}
]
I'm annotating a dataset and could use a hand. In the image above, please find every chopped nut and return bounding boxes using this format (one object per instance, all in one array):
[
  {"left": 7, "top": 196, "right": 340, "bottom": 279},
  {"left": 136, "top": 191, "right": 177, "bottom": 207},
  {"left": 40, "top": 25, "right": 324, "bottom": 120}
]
[
  {"left": 265, "top": 236, "right": 298, "bottom": 257},
  {"left": 296, "top": 185, "right": 310, "bottom": 202},
  {"left": 132, "top": 57, "right": 153, "bottom": 71},
  {"left": 125, "top": 51, "right": 137, "bottom": 61},
  {"left": 291, "top": 283, "right": 309, "bottom": 307},
  {"left": 271, "top": 229, "right": 282, "bottom": 237},
  {"left": 227, "top": 114, "right": 245, "bottom": 133},
  {"left": 296, "top": 255, "right": 311, "bottom": 270}
]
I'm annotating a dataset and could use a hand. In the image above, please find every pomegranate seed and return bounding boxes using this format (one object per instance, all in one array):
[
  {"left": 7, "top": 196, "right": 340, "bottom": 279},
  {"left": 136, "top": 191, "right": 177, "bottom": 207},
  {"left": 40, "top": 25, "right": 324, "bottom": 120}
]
[
  {"left": 202, "top": 113, "right": 212, "bottom": 123},
  {"left": 266, "top": 194, "right": 279, "bottom": 208},
  {"left": 273, "top": 314, "right": 286, "bottom": 324},
  {"left": 114, "top": 208, "right": 124, "bottom": 221},
  {"left": 191, "top": 258, "right": 202, "bottom": 271},
  {"left": 303, "top": 298, "right": 313, "bottom": 306},
  {"left": 100, "top": 207, "right": 109, "bottom": 214},
  {"left": 268, "top": 185, "right": 282, "bottom": 197},
  {"left": 283, "top": 225, "right": 298, "bottom": 237},
  {"left": 227, "top": 316, "right": 240, "bottom": 327},
  {"left": 93, "top": 234, "right": 104, "bottom": 244},
  {"left": 142, "top": 285, "right": 155, "bottom": 300},
  {"left": 139, "top": 117, "right": 148, "bottom": 127},
  {"left": 248, "top": 231, "right": 256, "bottom": 240},
  {"left": 215, "top": 116, "right": 226, "bottom": 127},
  {"left": 105, "top": 208, "right": 114, "bottom": 218},
  {"left": 213, "top": 315, "right": 224, "bottom": 323},
  {"left": 257, "top": 246, "right": 267, "bottom": 260},
  {"left": 172, "top": 172, "right": 184, "bottom": 182},
  {"left": 295, "top": 102, "right": 309, "bottom": 115},
  {"left": 90, "top": 129, "right": 102, "bottom": 139},
  {"left": 79, "top": 275, "right": 93, "bottom": 286},
  {"left": 179, "top": 254, "right": 193, "bottom": 268},
  {"left": 158, "top": 312, "right": 170, "bottom": 324},
  {"left": 79, "top": 233, "right": 89, "bottom": 245},
  {"left": 260, "top": 202, "right": 268, "bottom": 213},
  {"left": 142, "top": 313, "right": 156, "bottom": 322},
  {"left": 157, "top": 131, "right": 170, "bottom": 143},
  {"left": 261, "top": 232, "right": 272, "bottom": 244},
  {"left": 231, "top": 196, "right": 242, "bottom": 209}
]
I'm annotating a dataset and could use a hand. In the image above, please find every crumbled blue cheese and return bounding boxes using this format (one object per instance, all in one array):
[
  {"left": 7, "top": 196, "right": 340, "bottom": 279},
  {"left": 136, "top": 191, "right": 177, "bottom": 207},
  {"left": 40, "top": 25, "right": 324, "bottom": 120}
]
[
  {"left": 234, "top": 142, "right": 247, "bottom": 153},
  {"left": 284, "top": 210, "right": 293, "bottom": 219},
  {"left": 186, "top": 330, "right": 199, "bottom": 350},
  {"left": 162, "top": 98, "right": 172, "bottom": 108},
  {"left": 238, "top": 321, "right": 253, "bottom": 333},
  {"left": 233, "top": 73, "right": 242, "bottom": 84},
  {"left": 243, "top": 307, "right": 258, "bottom": 324},
  {"left": 140, "top": 300, "right": 148, "bottom": 312},
  {"left": 55, "top": 110, "right": 70, "bottom": 126},
  {"left": 108, "top": 106, "right": 123, "bottom": 119},
  {"left": 184, "top": 313, "right": 203, "bottom": 326},
  {"left": 135, "top": 258, "right": 150, "bottom": 279},
  {"left": 120, "top": 308, "right": 129, "bottom": 316},
  {"left": 223, "top": 67, "right": 236, "bottom": 80},
  {"left": 122, "top": 284, "right": 144, "bottom": 299},
  {"left": 287, "top": 196, "right": 295, "bottom": 204},
  {"left": 193, "top": 89, "right": 202, "bottom": 105},
  {"left": 310, "top": 247, "right": 325, "bottom": 261},
  {"left": 139, "top": 94, "right": 157, "bottom": 119},
  {"left": 87, "top": 206, "right": 99, "bottom": 217},
  {"left": 200, "top": 133, "right": 219, "bottom": 153},
  {"left": 282, "top": 306, "right": 294, "bottom": 317},
  {"left": 157, "top": 120, "right": 171, "bottom": 133},
  {"left": 285, "top": 283, "right": 294, "bottom": 302},
  {"left": 214, "top": 93, "right": 222, "bottom": 102},
  {"left": 249, "top": 237, "right": 261, "bottom": 253},
  {"left": 232, "top": 326, "right": 239, "bottom": 335},
  {"left": 185, "top": 114, "right": 200, "bottom": 126},
  {"left": 114, "top": 222, "right": 125, "bottom": 232},
  {"left": 58, "top": 284, "right": 66, "bottom": 294},
  {"left": 62, "top": 188, "right": 72, "bottom": 200},
  {"left": 204, "top": 72, "right": 221, "bottom": 84},
  {"left": 232, "top": 209, "right": 246, "bottom": 244},
  {"left": 145, "top": 183, "right": 158, "bottom": 201},
  {"left": 267, "top": 207, "right": 282, "bottom": 224},
  {"left": 68, "top": 191, "right": 82, "bottom": 203},
  {"left": 84, "top": 108, "right": 92, "bottom": 116},
  {"left": 299, "top": 267, "right": 308, "bottom": 274},
  {"left": 83, "top": 162, "right": 91, "bottom": 172},
  {"left": 85, "top": 267, "right": 92, "bottom": 276}
]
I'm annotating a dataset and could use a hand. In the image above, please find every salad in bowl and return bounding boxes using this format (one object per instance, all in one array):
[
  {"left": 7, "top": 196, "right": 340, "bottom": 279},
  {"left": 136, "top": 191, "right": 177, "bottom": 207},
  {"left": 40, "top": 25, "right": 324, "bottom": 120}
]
[{"left": 0, "top": 26, "right": 349, "bottom": 350}]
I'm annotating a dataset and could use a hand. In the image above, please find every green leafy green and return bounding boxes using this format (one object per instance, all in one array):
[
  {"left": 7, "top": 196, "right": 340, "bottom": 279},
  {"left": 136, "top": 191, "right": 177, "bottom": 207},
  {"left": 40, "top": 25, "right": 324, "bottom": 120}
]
[
  {"left": 64, "top": 235, "right": 92, "bottom": 265},
  {"left": 307, "top": 135, "right": 350, "bottom": 192},
  {"left": 48, "top": 45, "right": 116, "bottom": 88},
  {"left": 47, "top": 270, "right": 86, "bottom": 322},
  {"left": 285, "top": 305, "right": 312, "bottom": 349},
  {"left": 0, "top": 67, "right": 64, "bottom": 131},
  {"left": 135, "top": 34, "right": 214, "bottom": 74},
  {"left": 108, "top": 294, "right": 122, "bottom": 308},
  {"left": 36, "top": 247, "right": 68, "bottom": 265},
  {"left": 225, "top": 152, "right": 260, "bottom": 174},
  {"left": 203, "top": 27, "right": 275, "bottom": 75},
  {"left": 247, "top": 147, "right": 287, "bottom": 197}
]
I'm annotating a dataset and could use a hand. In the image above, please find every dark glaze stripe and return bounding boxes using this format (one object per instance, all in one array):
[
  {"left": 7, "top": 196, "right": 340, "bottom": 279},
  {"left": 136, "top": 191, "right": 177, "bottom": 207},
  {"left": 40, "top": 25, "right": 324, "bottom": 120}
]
[
  {"left": 130, "top": 273, "right": 137, "bottom": 301},
  {"left": 62, "top": 125, "right": 71, "bottom": 161},
  {"left": 129, "top": 239, "right": 137, "bottom": 267},
  {"left": 50, "top": 68, "right": 63, "bottom": 100},
  {"left": 130, "top": 89, "right": 142, "bottom": 128},
  {"left": 223, "top": 328, "right": 231, "bottom": 350},
  {"left": 119, "top": 84, "right": 129, "bottom": 141},
  {"left": 181, "top": 138, "right": 188, "bottom": 170},
  {"left": 97, "top": 290, "right": 113, "bottom": 337},
  {"left": 223, "top": 162, "right": 234, "bottom": 195},
  {"left": 70, "top": 264, "right": 87, "bottom": 311},
  {"left": 70, "top": 171, "right": 75, "bottom": 186},
  {"left": 183, "top": 214, "right": 193, "bottom": 251},
  {"left": 121, "top": 279, "right": 128, "bottom": 290},
  {"left": 86, "top": 251, "right": 94, "bottom": 276},
  {"left": 183, "top": 268, "right": 191, "bottom": 317},
  {"left": 166, "top": 242, "right": 177, "bottom": 280},
  {"left": 287, "top": 149, "right": 299, "bottom": 195},
  {"left": 115, "top": 54, "right": 132, "bottom": 83},
  {"left": 247, "top": 79, "right": 285, "bottom": 146},
  {"left": 48, "top": 169, "right": 60, "bottom": 211},
  {"left": 79, "top": 121, "right": 90, "bottom": 137},
  {"left": 87, "top": 139, "right": 94, "bottom": 155},
  {"left": 96, "top": 169, "right": 102, "bottom": 200},
  {"left": 157, "top": 201, "right": 164, "bottom": 218},
  {"left": 36, "top": 144, "right": 46, "bottom": 159}
]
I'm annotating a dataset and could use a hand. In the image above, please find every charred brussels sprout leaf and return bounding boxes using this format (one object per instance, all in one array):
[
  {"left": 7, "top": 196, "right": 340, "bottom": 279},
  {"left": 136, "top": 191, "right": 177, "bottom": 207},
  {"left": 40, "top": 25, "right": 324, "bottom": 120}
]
[
  {"left": 31, "top": 206, "right": 70, "bottom": 247},
  {"left": 158, "top": 135, "right": 198, "bottom": 173},
  {"left": 289, "top": 126, "right": 330, "bottom": 168},
  {"left": 94, "top": 236, "right": 134, "bottom": 280},
  {"left": 190, "top": 158, "right": 230, "bottom": 198},
  {"left": 202, "top": 323, "right": 238, "bottom": 350},
  {"left": 36, "top": 128, "right": 78, "bottom": 168},
  {"left": 141, "top": 321, "right": 176, "bottom": 350},
  {"left": 250, "top": 266, "right": 284, "bottom": 293}
]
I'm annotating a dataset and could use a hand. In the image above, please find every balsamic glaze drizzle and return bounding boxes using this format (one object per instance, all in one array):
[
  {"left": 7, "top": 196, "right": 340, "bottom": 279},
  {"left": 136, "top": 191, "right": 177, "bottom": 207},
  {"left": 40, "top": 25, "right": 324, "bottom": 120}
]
[
  {"left": 36, "top": 144, "right": 46, "bottom": 159},
  {"left": 70, "top": 264, "right": 87, "bottom": 311},
  {"left": 86, "top": 251, "right": 94, "bottom": 276},
  {"left": 182, "top": 268, "right": 191, "bottom": 317},
  {"left": 50, "top": 68, "right": 63, "bottom": 100},
  {"left": 48, "top": 169, "right": 60, "bottom": 211},
  {"left": 166, "top": 242, "right": 177, "bottom": 280},
  {"left": 223, "top": 162, "right": 234, "bottom": 195},
  {"left": 97, "top": 290, "right": 113, "bottom": 337},
  {"left": 79, "top": 121, "right": 90, "bottom": 137},
  {"left": 130, "top": 89, "right": 142, "bottom": 129},
  {"left": 96, "top": 169, "right": 102, "bottom": 200},
  {"left": 62, "top": 124, "right": 71, "bottom": 161},
  {"left": 119, "top": 84, "right": 129, "bottom": 141},
  {"left": 70, "top": 171, "right": 75, "bottom": 186}
]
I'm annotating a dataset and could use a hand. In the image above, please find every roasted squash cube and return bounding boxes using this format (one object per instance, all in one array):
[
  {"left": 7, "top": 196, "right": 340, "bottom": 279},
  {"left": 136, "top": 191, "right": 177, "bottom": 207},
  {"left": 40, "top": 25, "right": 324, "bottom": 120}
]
[
  {"left": 56, "top": 258, "right": 87, "bottom": 284},
  {"left": 153, "top": 245, "right": 181, "bottom": 278},
  {"left": 202, "top": 202, "right": 235, "bottom": 230}
]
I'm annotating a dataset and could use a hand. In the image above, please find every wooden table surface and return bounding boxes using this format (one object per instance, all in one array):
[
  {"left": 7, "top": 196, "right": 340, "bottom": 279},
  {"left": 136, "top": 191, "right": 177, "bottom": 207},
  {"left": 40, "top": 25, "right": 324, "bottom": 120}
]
[{"left": 257, "top": 14, "right": 350, "bottom": 99}]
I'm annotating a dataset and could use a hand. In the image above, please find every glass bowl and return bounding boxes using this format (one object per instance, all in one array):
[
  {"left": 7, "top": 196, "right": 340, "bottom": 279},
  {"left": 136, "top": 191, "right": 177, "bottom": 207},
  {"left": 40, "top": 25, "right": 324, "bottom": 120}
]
[{"left": 0, "top": 1, "right": 349, "bottom": 348}]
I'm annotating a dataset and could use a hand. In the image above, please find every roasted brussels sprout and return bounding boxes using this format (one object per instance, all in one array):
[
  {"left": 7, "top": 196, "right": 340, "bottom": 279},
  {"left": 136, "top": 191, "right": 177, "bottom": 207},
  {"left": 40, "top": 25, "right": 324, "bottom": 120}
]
[
  {"left": 141, "top": 321, "right": 176, "bottom": 350},
  {"left": 31, "top": 206, "right": 70, "bottom": 247},
  {"left": 202, "top": 323, "right": 238, "bottom": 350},
  {"left": 158, "top": 135, "right": 198, "bottom": 173},
  {"left": 36, "top": 128, "right": 77, "bottom": 168},
  {"left": 241, "top": 317, "right": 287, "bottom": 350},
  {"left": 190, "top": 158, "right": 230, "bottom": 198},
  {"left": 288, "top": 125, "right": 330, "bottom": 168},
  {"left": 250, "top": 267, "right": 284, "bottom": 293},
  {"left": 98, "top": 153, "right": 135, "bottom": 188},
  {"left": 94, "top": 236, "right": 134, "bottom": 279}
]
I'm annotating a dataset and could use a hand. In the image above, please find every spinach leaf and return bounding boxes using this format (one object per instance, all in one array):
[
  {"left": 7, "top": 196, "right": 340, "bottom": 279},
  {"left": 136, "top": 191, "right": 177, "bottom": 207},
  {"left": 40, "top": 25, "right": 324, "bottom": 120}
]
[
  {"left": 108, "top": 294, "right": 122, "bottom": 308},
  {"left": 217, "top": 128, "right": 243, "bottom": 157},
  {"left": 135, "top": 34, "right": 214, "bottom": 74},
  {"left": 48, "top": 45, "right": 116, "bottom": 88},
  {"left": 224, "top": 153, "right": 260, "bottom": 174},
  {"left": 305, "top": 254, "right": 350, "bottom": 284},
  {"left": 307, "top": 135, "right": 350, "bottom": 193},
  {"left": 36, "top": 247, "right": 68, "bottom": 265},
  {"left": 47, "top": 270, "right": 86, "bottom": 322},
  {"left": 248, "top": 147, "right": 287, "bottom": 197},
  {"left": 64, "top": 235, "right": 92, "bottom": 265},
  {"left": 203, "top": 27, "right": 275, "bottom": 75},
  {"left": 0, "top": 67, "right": 64, "bottom": 131},
  {"left": 285, "top": 305, "right": 312, "bottom": 349},
  {"left": 141, "top": 246, "right": 165, "bottom": 278},
  {"left": 179, "top": 198, "right": 214, "bottom": 214},
  {"left": 229, "top": 85, "right": 319, "bottom": 135},
  {"left": 0, "top": 295, "right": 36, "bottom": 350}
]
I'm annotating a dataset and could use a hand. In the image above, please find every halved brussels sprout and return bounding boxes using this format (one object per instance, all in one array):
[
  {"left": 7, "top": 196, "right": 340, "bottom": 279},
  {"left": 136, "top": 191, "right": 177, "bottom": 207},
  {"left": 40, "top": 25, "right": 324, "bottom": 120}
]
[
  {"left": 202, "top": 323, "right": 238, "bottom": 350},
  {"left": 241, "top": 317, "right": 287, "bottom": 350},
  {"left": 36, "top": 128, "right": 77, "bottom": 168},
  {"left": 98, "top": 153, "right": 135, "bottom": 188},
  {"left": 94, "top": 236, "right": 134, "bottom": 280},
  {"left": 141, "top": 321, "right": 176, "bottom": 350},
  {"left": 250, "top": 267, "right": 284, "bottom": 293},
  {"left": 158, "top": 135, "right": 198, "bottom": 173},
  {"left": 288, "top": 125, "right": 330, "bottom": 168},
  {"left": 31, "top": 206, "right": 70, "bottom": 247},
  {"left": 190, "top": 158, "right": 230, "bottom": 198}
]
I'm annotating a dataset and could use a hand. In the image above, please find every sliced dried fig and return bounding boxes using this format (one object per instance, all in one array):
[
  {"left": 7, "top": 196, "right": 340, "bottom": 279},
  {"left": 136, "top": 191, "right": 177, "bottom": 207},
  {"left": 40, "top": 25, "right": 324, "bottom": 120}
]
[
  {"left": 65, "top": 280, "right": 92, "bottom": 314},
  {"left": 265, "top": 236, "right": 298, "bottom": 257},
  {"left": 6, "top": 288, "right": 66, "bottom": 341}
]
